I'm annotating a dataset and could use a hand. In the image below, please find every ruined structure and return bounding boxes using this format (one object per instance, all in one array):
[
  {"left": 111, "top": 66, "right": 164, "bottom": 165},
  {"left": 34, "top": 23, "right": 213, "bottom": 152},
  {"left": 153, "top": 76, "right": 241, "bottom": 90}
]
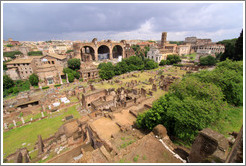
[
  {"left": 188, "top": 128, "right": 229, "bottom": 163},
  {"left": 73, "top": 38, "right": 129, "bottom": 61}
]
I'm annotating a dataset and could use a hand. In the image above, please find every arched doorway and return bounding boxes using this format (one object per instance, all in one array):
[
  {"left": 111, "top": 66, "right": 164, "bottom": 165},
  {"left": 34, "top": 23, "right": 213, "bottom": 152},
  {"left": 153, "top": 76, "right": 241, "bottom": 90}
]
[
  {"left": 98, "top": 45, "right": 110, "bottom": 60},
  {"left": 112, "top": 45, "right": 123, "bottom": 59},
  {"left": 81, "top": 46, "right": 95, "bottom": 62}
]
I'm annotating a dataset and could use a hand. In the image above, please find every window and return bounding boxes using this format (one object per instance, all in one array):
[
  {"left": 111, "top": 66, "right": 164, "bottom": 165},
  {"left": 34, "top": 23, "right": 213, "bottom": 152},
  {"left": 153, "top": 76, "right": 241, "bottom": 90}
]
[
  {"left": 48, "top": 61, "right": 50, "bottom": 64},
  {"left": 26, "top": 71, "right": 27, "bottom": 73},
  {"left": 52, "top": 61, "right": 54, "bottom": 64}
]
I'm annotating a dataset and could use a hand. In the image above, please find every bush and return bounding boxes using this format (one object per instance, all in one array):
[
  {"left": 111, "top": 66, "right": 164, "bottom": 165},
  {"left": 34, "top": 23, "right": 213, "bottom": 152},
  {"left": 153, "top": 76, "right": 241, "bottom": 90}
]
[
  {"left": 28, "top": 51, "right": 43, "bottom": 56},
  {"left": 54, "top": 84, "right": 61, "bottom": 87},
  {"left": 166, "top": 54, "right": 181, "bottom": 65},
  {"left": 137, "top": 76, "right": 226, "bottom": 143},
  {"left": 3, "top": 75, "right": 14, "bottom": 89},
  {"left": 199, "top": 55, "right": 216, "bottom": 66},
  {"left": 99, "top": 62, "right": 115, "bottom": 80},
  {"left": 68, "top": 58, "right": 81, "bottom": 70},
  {"left": 42, "top": 86, "right": 49, "bottom": 90},
  {"left": 159, "top": 60, "right": 166, "bottom": 66},
  {"left": 3, "top": 51, "right": 22, "bottom": 59},
  {"left": 173, "top": 64, "right": 184, "bottom": 67},
  {"left": 144, "top": 59, "right": 159, "bottom": 70},
  {"left": 66, "top": 50, "right": 74, "bottom": 53},
  {"left": 29, "top": 74, "right": 39, "bottom": 86},
  {"left": 74, "top": 72, "right": 80, "bottom": 79},
  {"left": 68, "top": 73, "right": 74, "bottom": 82},
  {"left": 79, "top": 78, "right": 83, "bottom": 82},
  {"left": 193, "top": 59, "right": 243, "bottom": 106}
]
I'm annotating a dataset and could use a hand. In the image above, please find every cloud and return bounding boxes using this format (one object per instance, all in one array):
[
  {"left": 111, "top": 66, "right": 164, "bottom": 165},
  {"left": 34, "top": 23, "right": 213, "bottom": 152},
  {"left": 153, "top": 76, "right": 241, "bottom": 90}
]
[{"left": 3, "top": 3, "right": 244, "bottom": 41}]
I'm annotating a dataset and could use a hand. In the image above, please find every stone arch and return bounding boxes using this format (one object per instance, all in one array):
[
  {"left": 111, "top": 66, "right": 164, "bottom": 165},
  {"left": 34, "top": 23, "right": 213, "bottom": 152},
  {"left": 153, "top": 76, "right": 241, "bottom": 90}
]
[
  {"left": 83, "top": 46, "right": 95, "bottom": 61},
  {"left": 98, "top": 45, "right": 110, "bottom": 60},
  {"left": 112, "top": 45, "right": 123, "bottom": 59}
]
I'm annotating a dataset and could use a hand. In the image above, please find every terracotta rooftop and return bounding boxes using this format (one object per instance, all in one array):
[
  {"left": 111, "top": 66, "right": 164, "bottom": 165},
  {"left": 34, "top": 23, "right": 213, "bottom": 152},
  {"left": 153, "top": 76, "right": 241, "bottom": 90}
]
[{"left": 43, "top": 53, "right": 67, "bottom": 60}]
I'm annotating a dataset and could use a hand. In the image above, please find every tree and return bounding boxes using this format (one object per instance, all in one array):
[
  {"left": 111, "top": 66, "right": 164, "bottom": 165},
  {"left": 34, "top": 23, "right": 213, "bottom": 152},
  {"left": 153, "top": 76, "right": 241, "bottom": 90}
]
[
  {"left": 28, "top": 51, "right": 43, "bottom": 56},
  {"left": 3, "top": 51, "right": 23, "bottom": 59},
  {"left": 68, "top": 73, "right": 74, "bottom": 82},
  {"left": 234, "top": 29, "right": 243, "bottom": 61},
  {"left": 66, "top": 50, "right": 74, "bottom": 53},
  {"left": 29, "top": 74, "right": 39, "bottom": 86},
  {"left": 159, "top": 60, "right": 166, "bottom": 66},
  {"left": 74, "top": 72, "right": 80, "bottom": 79},
  {"left": 99, "top": 62, "right": 115, "bottom": 80},
  {"left": 199, "top": 55, "right": 216, "bottom": 66},
  {"left": 3, "top": 75, "right": 14, "bottom": 89},
  {"left": 68, "top": 58, "right": 81, "bottom": 70},
  {"left": 166, "top": 54, "right": 181, "bottom": 65},
  {"left": 217, "top": 38, "right": 237, "bottom": 61},
  {"left": 144, "top": 59, "right": 158, "bottom": 70},
  {"left": 137, "top": 76, "right": 226, "bottom": 143}
]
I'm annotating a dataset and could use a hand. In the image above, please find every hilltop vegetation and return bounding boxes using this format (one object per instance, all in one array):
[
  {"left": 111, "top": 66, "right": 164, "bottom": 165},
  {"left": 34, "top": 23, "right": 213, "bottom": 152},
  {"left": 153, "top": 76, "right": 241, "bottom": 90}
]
[{"left": 137, "top": 59, "right": 243, "bottom": 144}]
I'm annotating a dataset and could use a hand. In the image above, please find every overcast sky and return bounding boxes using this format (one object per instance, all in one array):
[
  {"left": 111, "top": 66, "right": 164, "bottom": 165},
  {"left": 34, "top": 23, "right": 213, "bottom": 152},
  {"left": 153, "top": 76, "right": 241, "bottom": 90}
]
[{"left": 3, "top": 2, "right": 244, "bottom": 42}]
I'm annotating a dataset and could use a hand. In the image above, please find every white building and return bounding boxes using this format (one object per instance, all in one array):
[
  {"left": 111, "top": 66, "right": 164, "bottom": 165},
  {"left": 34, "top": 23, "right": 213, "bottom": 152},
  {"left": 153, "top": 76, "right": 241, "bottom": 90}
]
[{"left": 147, "top": 47, "right": 163, "bottom": 63}]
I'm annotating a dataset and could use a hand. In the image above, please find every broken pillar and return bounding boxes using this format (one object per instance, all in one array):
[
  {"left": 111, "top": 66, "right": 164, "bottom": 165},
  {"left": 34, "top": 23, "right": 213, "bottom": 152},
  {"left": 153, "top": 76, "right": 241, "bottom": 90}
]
[{"left": 37, "top": 135, "right": 44, "bottom": 155}]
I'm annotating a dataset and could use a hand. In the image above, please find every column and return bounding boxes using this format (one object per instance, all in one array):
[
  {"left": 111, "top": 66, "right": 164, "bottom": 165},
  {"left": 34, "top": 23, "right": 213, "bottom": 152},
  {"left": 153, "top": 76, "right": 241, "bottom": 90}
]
[{"left": 109, "top": 48, "right": 113, "bottom": 60}]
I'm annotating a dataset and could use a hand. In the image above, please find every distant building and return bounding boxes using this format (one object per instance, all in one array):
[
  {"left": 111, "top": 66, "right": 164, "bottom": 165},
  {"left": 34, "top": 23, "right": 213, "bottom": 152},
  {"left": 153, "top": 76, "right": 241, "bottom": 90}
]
[
  {"left": 177, "top": 44, "right": 191, "bottom": 56},
  {"left": 6, "top": 56, "right": 41, "bottom": 80},
  {"left": 147, "top": 47, "right": 163, "bottom": 63}
]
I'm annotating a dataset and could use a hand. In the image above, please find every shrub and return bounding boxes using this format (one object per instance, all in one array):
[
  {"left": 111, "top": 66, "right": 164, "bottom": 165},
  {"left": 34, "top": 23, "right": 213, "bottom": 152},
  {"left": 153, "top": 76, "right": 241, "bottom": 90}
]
[
  {"left": 166, "top": 54, "right": 181, "bottom": 65},
  {"left": 54, "top": 84, "right": 61, "bottom": 87},
  {"left": 3, "top": 51, "right": 22, "bottom": 59},
  {"left": 144, "top": 59, "right": 159, "bottom": 70},
  {"left": 42, "top": 86, "right": 49, "bottom": 90},
  {"left": 3, "top": 75, "right": 14, "bottom": 89},
  {"left": 159, "top": 60, "right": 166, "bottom": 66},
  {"left": 66, "top": 50, "right": 74, "bottom": 53},
  {"left": 137, "top": 76, "right": 227, "bottom": 143},
  {"left": 68, "top": 73, "right": 74, "bottom": 82},
  {"left": 199, "top": 55, "right": 216, "bottom": 66},
  {"left": 28, "top": 51, "right": 43, "bottom": 56},
  {"left": 29, "top": 74, "right": 39, "bottom": 86},
  {"left": 68, "top": 58, "right": 81, "bottom": 70}
]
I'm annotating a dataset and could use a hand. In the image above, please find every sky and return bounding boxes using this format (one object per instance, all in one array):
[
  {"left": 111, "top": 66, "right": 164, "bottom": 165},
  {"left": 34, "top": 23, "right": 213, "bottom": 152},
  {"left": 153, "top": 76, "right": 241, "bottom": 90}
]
[{"left": 3, "top": 2, "right": 244, "bottom": 42}]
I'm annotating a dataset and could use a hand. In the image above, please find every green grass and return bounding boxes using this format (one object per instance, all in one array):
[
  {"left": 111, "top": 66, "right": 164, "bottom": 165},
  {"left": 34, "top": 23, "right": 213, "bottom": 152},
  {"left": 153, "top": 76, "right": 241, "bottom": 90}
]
[
  {"left": 3, "top": 104, "right": 80, "bottom": 157},
  {"left": 120, "top": 139, "right": 135, "bottom": 148},
  {"left": 133, "top": 155, "right": 139, "bottom": 162},
  {"left": 209, "top": 106, "right": 243, "bottom": 138},
  {"left": 185, "top": 53, "right": 197, "bottom": 61}
]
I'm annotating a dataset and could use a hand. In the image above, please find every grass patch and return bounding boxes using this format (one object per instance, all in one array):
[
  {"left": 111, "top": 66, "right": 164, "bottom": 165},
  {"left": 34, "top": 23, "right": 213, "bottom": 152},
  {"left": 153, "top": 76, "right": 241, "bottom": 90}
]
[
  {"left": 3, "top": 104, "right": 80, "bottom": 157},
  {"left": 209, "top": 106, "right": 243, "bottom": 138},
  {"left": 142, "top": 155, "right": 147, "bottom": 160},
  {"left": 120, "top": 139, "right": 135, "bottom": 148},
  {"left": 133, "top": 155, "right": 139, "bottom": 162}
]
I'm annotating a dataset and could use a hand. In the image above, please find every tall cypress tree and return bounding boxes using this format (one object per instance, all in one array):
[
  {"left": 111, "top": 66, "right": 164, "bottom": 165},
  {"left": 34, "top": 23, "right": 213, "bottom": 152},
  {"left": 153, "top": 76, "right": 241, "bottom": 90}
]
[{"left": 234, "top": 29, "right": 243, "bottom": 61}]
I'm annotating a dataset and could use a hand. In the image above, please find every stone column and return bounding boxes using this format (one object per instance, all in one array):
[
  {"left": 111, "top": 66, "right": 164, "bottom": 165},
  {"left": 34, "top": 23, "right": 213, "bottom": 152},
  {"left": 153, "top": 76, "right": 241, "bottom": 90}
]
[
  {"left": 59, "top": 73, "right": 63, "bottom": 85},
  {"left": 66, "top": 73, "right": 69, "bottom": 83},
  {"left": 13, "top": 120, "right": 16, "bottom": 127},
  {"left": 41, "top": 112, "right": 44, "bottom": 118},
  {"left": 94, "top": 48, "right": 98, "bottom": 61},
  {"left": 21, "top": 117, "right": 25, "bottom": 124},
  {"left": 109, "top": 48, "right": 113, "bottom": 60},
  {"left": 122, "top": 48, "right": 126, "bottom": 59}
]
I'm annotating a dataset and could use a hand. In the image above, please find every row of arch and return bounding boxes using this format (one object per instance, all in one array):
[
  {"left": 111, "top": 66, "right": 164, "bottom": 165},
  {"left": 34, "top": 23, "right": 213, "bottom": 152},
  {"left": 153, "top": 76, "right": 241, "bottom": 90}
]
[{"left": 81, "top": 45, "right": 123, "bottom": 61}]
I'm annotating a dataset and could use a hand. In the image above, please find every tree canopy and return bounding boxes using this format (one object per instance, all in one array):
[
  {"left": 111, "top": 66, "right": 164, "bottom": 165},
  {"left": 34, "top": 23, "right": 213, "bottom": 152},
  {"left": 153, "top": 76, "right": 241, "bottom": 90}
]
[
  {"left": 28, "top": 51, "right": 43, "bottom": 56},
  {"left": 137, "top": 59, "right": 243, "bottom": 143},
  {"left": 67, "top": 58, "right": 81, "bottom": 70},
  {"left": 29, "top": 74, "right": 39, "bottom": 86},
  {"left": 199, "top": 55, "right": 216, "bottom": 66}
]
